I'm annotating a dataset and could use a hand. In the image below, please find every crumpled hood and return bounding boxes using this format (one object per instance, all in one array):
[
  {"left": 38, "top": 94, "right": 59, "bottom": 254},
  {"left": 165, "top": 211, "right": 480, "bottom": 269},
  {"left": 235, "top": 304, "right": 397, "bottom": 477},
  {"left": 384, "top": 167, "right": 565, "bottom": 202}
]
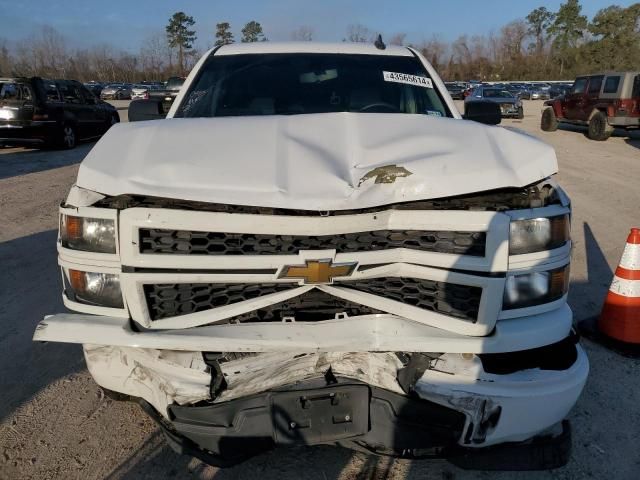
[{"left": 77, "top": 113, "right": 557, "bottom": 210}]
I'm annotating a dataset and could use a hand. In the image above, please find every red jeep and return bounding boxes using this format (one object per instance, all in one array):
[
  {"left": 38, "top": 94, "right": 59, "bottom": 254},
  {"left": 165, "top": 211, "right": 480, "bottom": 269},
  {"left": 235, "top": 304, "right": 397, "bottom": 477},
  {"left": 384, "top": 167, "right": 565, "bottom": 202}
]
[{"left": 540, "top": 72, "right": 640, "bottom": 140}]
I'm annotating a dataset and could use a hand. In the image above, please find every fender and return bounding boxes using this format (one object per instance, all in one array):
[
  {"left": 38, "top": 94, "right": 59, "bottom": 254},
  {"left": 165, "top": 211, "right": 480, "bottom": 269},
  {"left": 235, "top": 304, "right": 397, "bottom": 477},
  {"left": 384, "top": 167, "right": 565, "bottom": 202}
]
[
  {"left": 543, "top": 99, "right": 564, "bottom": 119},
  {"left": 587, "top": 103, "right": 613, "bottom": 120}
]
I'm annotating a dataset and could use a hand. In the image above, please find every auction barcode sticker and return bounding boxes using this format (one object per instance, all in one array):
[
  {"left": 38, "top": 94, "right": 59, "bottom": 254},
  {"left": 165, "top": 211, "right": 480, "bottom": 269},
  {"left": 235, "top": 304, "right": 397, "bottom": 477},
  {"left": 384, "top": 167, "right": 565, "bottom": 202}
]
[{"left": 383, "top": 71, "right": 433, "bottom": 88}]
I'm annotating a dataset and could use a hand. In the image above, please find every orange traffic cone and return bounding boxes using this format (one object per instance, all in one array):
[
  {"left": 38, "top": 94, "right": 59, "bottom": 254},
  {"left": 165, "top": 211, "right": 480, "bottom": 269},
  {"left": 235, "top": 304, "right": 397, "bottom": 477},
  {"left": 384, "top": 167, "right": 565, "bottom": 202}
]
[{"left": 598, "top": 228, "right": 640, "bottom": 344}]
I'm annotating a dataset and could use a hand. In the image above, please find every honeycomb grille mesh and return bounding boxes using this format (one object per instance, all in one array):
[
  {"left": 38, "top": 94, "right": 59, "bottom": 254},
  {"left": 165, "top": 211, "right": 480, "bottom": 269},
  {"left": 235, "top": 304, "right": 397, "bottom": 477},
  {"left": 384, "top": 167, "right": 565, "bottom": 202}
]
[
  {"left": 144, "top": 278, "right": 481, "bottom": 322},
  {"left": 340, "top": 277, "right": 481, "bottom": 321},
  {"left": 139, "top": 229, "right": 486, "bottom": 256},
  {"left": 144, "top": 283, "right": 295, "bottom": 320}
]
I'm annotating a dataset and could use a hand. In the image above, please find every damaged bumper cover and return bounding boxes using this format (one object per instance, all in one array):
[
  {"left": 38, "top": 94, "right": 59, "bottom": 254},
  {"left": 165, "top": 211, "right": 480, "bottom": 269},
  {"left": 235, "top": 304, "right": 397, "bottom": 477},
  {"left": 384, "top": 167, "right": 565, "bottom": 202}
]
[{"left": 60, "top": 324, "right": 588, "bottom": 467}]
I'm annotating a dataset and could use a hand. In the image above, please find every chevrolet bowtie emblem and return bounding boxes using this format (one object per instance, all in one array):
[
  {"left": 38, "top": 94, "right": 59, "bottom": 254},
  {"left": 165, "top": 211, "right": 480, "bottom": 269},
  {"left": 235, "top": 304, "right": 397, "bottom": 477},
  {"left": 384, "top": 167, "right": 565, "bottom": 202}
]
[{"left": 280, "top": 259, "right": 357, "bottom": 284}]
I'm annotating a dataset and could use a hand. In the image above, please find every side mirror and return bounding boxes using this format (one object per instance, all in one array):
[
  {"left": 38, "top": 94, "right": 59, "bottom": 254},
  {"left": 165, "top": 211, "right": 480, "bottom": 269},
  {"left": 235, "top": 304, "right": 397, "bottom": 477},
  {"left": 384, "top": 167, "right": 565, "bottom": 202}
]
[
  {"left": 463, "top": 101, "right": 501, "bottom": 125},
  {"left": 128, "top": 99, "right": 166, "bottom": 122}
]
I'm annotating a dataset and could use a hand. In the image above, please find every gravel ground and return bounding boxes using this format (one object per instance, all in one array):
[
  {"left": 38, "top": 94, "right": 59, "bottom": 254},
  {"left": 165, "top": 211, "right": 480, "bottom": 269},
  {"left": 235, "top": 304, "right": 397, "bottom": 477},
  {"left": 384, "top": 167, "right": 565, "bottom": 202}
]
[{"left": 1, "top": 100, "right": 639, "bottom": 480}]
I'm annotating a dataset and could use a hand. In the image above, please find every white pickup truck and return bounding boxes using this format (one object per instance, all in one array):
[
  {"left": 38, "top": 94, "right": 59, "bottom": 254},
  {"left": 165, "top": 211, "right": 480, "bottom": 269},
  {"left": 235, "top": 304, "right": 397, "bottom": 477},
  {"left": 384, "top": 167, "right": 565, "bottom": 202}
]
[{"left": 34, "top": 42, "right": 588, "bottom": 469}]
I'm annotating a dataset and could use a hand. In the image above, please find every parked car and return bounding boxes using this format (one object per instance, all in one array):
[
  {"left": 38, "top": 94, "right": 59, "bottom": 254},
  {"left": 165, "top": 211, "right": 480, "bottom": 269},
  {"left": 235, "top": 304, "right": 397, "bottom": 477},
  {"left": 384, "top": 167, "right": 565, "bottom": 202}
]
[
  {"left": 465, "top": 86, "right": 524, "bottom": 118},
  {"left": 100, "top": 83, "right": 133, "bottom": 100},
  {"left": 548, "top": 84, "right": 572, "bottom": 99},
  {"left": 445, "top": 82, "right": 465, "bottom": 99},
  {"left": 84, "top": 82, "right": 104, "bottom": 97},
  {"left": 35, "top": 42, "right": 586, "bottom": 470},
  {"left": 129, "top": 84, "right": 156, "bottom": 100},
  {"left": 528, "top": 89, "right": 550, "bottom": 100},
  {"left": 0, "top": 77, "right": 119, "bottom": 149},
  {"left": 148, "top": 76, "right": 185, "bottom": 109},
  {"left": 504, "top": 85, "right": 526, "bottom": 99},
  {"left": 518, "top": 88, "right": 532, "bottom": 100},
  {"left": 531, "top": 82, "right": 551, "bottom": 92},
  {"left": 131, "top": 85, "right": 147, "bottom": 100},
  {"left": 541, "top": 71, "right": 640, "bottom": 140}
]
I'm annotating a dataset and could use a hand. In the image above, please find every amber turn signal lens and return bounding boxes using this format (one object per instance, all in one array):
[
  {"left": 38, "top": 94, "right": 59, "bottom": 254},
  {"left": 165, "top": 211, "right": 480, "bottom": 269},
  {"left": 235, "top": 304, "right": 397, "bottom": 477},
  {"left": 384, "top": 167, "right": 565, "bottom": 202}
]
[
  {"left": 64, "top": 216, "right": 83, "bottom": 241},
  {"left": 549, "top": 266, "right": 570, "bottom": 298},
  {"left": 68, "top": 269, "right": 87, "bottom": 291}
]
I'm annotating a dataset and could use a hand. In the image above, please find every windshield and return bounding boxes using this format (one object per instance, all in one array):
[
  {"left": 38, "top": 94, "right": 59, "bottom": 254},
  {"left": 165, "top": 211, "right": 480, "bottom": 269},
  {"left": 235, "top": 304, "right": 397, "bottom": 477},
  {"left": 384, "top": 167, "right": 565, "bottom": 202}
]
[
  {"left": 482, "top": 89, "right": 515, "bottom": 99},
  {"left": 175, "top": 53, "right": 449, "bottom": 118}
]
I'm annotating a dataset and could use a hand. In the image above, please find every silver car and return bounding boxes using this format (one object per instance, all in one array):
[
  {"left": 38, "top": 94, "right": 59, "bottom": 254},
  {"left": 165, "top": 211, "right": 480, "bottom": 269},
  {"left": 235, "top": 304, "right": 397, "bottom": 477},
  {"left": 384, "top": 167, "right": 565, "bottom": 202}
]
[
  {"left": 465, "top": 86, "right": 524, "bottom": 119},
  {"left": 100, "top": 84, "right": 133, "bottom": 100}
]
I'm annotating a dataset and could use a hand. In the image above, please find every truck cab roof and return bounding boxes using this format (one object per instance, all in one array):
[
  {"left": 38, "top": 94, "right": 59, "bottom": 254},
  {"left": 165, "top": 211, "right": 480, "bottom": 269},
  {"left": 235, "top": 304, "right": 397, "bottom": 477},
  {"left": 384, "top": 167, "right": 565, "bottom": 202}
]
[{"left": 214, "top": 41, "right": 414, "bottom": 57}]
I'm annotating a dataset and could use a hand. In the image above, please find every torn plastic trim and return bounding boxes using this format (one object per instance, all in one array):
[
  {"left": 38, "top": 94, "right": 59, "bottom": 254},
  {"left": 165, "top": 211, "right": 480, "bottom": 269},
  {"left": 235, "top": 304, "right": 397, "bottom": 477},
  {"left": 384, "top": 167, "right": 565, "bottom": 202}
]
[
  {"left": 83, "top": 345, "right": 210, "bottom": 418},
  {"left": 414, "top": 345, "right": 588, "bottom": 446},
  {"left": 213, "top": 351, "right": 406, "bottom": 403}
]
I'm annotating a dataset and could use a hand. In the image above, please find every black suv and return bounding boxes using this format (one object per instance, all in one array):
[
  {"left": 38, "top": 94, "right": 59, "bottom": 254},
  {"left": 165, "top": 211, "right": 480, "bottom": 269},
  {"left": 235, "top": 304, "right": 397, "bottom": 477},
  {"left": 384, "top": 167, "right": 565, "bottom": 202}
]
[{"left": 0, "top": 77, "right": 120, "bottom": 149}]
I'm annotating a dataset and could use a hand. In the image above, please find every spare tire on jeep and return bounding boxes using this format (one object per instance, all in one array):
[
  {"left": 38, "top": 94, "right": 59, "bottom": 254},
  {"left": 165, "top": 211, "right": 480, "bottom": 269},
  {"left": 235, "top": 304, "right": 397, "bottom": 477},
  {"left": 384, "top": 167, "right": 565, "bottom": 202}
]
[
  {"left": 588, "top": 111, "right": 613, "bottom": 141},
  {"left": 540, "top": 107, "right": 558, "bottom": 132}
]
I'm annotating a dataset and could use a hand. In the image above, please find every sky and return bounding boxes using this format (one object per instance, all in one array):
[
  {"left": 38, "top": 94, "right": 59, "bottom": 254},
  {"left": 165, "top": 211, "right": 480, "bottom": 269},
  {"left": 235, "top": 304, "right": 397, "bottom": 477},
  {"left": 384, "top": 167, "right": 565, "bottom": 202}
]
[{"left": 0, "top": 0, "right": 637, "bottom": 52}]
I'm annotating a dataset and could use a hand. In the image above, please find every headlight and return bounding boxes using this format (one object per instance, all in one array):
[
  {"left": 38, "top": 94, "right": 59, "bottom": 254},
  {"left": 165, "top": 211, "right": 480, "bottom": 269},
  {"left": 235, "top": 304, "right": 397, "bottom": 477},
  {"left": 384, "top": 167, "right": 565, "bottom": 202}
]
[
  {"left": 509, "top": 215, "right": 570, "bottom": 255},
  {"left": 67, "top": 269, "right": 124, "bottom": 308},
  {"left": 60, "top": 215, "right": 116, "bottom": 253},
  {"left": 503, "top": 265, "right": 569, "bottom": 309}
]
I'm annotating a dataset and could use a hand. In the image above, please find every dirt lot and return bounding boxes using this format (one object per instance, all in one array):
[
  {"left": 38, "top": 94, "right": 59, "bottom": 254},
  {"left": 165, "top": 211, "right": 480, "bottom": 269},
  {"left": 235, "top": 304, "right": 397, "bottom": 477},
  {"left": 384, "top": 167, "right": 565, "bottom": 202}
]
[{"left": 1, "top": 100, "right": 639, "bottom": 480}]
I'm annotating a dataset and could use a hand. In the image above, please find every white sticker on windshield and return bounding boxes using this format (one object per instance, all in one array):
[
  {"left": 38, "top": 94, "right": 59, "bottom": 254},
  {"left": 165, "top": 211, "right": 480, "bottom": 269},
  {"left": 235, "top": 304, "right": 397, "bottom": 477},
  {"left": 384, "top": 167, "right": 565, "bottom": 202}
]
[{"left": 383, "top": 71, "right": 433, "bottom": 88}]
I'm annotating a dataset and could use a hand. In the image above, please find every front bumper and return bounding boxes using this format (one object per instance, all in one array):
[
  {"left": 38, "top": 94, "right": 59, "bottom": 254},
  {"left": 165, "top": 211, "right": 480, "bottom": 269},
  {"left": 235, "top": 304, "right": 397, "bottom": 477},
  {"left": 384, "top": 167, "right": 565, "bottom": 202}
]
[
  {"left": 73, "top": 337, "right": 587, "bottom": 468},
  {"left": 35, "top": 305, "right": 574, "bottom": 353}
]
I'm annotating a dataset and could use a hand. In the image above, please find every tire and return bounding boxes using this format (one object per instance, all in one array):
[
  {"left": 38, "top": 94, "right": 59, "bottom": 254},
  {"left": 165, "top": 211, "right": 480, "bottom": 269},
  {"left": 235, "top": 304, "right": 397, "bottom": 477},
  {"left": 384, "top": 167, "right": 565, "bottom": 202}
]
[
  {"left": 541, "top": 107, "right": 558, "bottom": 132},
  {"left": 588, "top": 111, "right": 613, "bottom": 141},
  {"left": 517, "top": 106, "right": 524, "bottom": 120},
  {"left": 60, "top": 124, "right": 76, "bottom": 149}
]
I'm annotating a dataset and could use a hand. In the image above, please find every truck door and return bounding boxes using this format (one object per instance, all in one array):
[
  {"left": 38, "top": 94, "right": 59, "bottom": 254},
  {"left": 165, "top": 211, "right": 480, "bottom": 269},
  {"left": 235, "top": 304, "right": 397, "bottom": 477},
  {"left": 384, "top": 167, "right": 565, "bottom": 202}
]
[
  {"left": 564, "top": 77, "right": 588, "bottom": 121},
  {"left": 583, "top": 75, "right": 604, "bottom": 121}
]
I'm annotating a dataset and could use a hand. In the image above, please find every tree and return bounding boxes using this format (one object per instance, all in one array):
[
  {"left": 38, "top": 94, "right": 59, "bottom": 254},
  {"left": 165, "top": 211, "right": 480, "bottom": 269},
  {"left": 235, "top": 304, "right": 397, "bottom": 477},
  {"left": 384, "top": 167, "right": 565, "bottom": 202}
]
[
  {"left": 241, "top": 21, "right": 266, "bottom": 42},
  {"left": 0, "top": 37, "right": 13, "bottom": 75},
  {"left": 140, "top": 32, "right": 172, "bottom": 79},
  {"left": 526, "top": 7, "right": 555, "bottom": 55},
  {"left": 291, "top": 26, "right": 314, "bottom": 41},
  {"left": 547, "top": 0, "right": 588, "bottom": 75},
  {"left": 417, "top": 36, "right": 448, "bottom": 72},
  {"left": 585, "top": 4, "right": 640, "bottom": 70},
  {"left": 345, "top": 24, "right": 373, "bottom": 43},
  {"left": 215, "top": 22, "right": 234, "bottom": 47},
  {"left": 388, "top": 33, "right": 407, "bottom": 46},
  {"left": 165, "top": 12, "right": 196, "bottom": 76},
  {"left": 589, "top": 4, "right": 640, "bottom": 41}
]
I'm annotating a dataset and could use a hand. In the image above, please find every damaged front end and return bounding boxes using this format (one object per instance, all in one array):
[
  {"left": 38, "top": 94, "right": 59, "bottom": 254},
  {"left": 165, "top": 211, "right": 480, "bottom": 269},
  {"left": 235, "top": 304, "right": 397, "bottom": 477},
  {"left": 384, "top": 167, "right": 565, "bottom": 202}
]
[
  {"left": 81, "top": 336, "right": 585, "bottom": 469},
  {"left": 35, "top": 180, "right": 588, "bottom": 469}
]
